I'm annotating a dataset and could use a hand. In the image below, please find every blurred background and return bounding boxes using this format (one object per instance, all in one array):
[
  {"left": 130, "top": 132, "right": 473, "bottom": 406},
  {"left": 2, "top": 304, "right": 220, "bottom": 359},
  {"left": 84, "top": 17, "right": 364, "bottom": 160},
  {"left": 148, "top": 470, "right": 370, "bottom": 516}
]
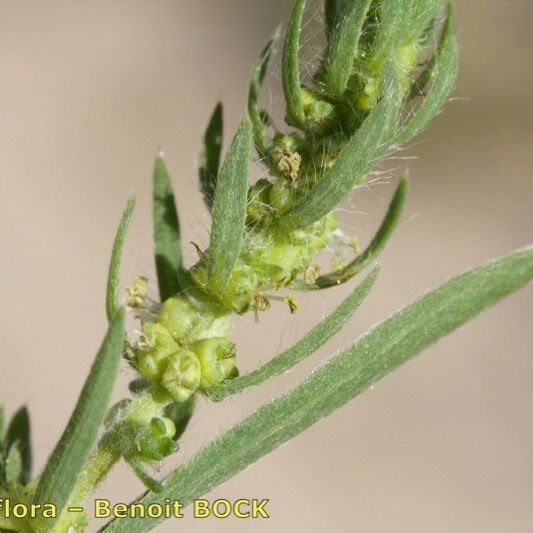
[{"left": 1, "top": 1, "right": 532, "bottom": 532}]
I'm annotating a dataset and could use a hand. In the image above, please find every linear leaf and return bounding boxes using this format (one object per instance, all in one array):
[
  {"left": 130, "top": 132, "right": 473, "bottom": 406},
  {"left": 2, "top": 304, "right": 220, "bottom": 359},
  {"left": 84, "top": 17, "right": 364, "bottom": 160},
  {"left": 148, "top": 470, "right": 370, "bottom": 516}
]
[
  {"left": 324, "top": 0, "right": 348, "bottom": 41},
  {"left": 282, "top": 0, "right": 306, "bottom": 129},
  {"left": 208, "top": 267, "right": 378, "bottom": 401},
  {"left": 5, "top": 446, "right": 22, "bottom": 485},
  {"left": 407, "top": 4, "right": 445, "bottom": 101},
  {"left": 106, "top": 197, "right": 135, "bottom": 322},
  {"left": 198, "top": 103, "right": 223, "bottom": 210},
  {"left": 249, "top": 36, "right": 277, "bottom": 157},
  {"left": 407, "top": 0, "right": 442, "bottom": 43},
  {"left": 154, "top": 156, "right": 184, "bottom": 301},
  {"left": 34, "top": 309, "right": 125, "bottom": 521},
  {"left": 207, "top": 116, "right": 253, "bottom": 295},
  {"left": 323, "top": 0, "right": 372, "bottom": 97},
  {"left": 314, "top": 176, "right": 407, "bottom": 289},
  {"left": 103, "top": 245, "right": 533, "bottom": 533},
  {"left": 282, "top": 69, "right": 401, "bottom": 230},
  {"left": 371, "top": 0, "right": 411, "bottom": 59},
  {"left": 395, "top": 5, "right": 458, "bottom": 145},
  {"left": 5, "top": 407, "right": 31, "bottom": 485}
]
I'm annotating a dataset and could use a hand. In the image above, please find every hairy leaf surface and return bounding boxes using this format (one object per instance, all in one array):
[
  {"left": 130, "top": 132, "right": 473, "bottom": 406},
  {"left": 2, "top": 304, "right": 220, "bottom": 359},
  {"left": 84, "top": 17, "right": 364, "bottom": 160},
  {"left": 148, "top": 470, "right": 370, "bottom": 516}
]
[{"left": 104, "top": 246, "right": 533, "bottom": 532}]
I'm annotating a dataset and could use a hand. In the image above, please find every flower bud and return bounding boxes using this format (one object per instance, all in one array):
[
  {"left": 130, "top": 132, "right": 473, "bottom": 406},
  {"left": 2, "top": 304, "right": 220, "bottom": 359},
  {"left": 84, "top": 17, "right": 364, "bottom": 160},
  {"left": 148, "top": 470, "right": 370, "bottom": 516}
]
[
  {"left": 123, "top": 416, "right": 177, "bottom": 461},
  {"left": 137, "top": 434, "right": 176, "bottom": 462},
  {"left": 136, "top": 322, "right": 180, "bottom": 378},
  {"left": 157, "top": 297, "right": 199, "bottom": 344},
  {"left": 151, "top": 416, "right": 176, "bottom": 438},
  {"left": 195, "top": 307, "right": 233, "bottom": 339},
  {"left": 355, "top": 75, "right": 379, "bottom": 113},
  {"left": 221, "top": 265, "right": 259, "bottom": 313},
  {"left": 300, "top": 87, "right": 339, "bottom": 134},
  {"left": 137, "top": 354, "right": 158, "bottom": 379},
  {"left": 192, "top": 337, "right": 236, "bottom": 387},
  {"left": 161, "top": 350, "right": 201, "bottom": 403},
  {"left": 269, "top": 181, "right": 297, "bottom": 212}
]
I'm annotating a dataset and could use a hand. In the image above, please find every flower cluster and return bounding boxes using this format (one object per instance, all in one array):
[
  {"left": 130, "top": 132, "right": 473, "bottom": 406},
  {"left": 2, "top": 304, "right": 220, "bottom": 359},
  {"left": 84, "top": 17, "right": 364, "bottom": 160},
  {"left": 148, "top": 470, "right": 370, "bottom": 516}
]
[
  {"left": 3, "top": 3, "right": 479, "bottom": 529},
  {"left": 133, "top": 297, "right": 236, "bottom": 402},
  {"left": 121, "top": 0, "right": 456, "bottom": 483},
  {"left": 190, "top": 210, "right": 338, "bottom": 313},
  {"left": 186, "top": 0, "right": 450, "bottom": 314}
]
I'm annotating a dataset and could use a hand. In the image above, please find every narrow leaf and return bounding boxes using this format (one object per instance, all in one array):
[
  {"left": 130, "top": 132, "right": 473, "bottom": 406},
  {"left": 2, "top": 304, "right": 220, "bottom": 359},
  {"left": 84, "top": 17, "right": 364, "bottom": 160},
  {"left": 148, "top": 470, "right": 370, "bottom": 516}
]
[
  {"left": 407, "top": 0, "right": 442, "bottom": 43},
  {"left": 208, "top": 267, "right": 378, "bottom": 401},
  {"left": 324, "top": 0, "right": 348, "bottom": 41},
  {"left": 154, "top": 156, "right": 184, "bottom": 301},
  {"left": 314, "top": 176, "right": 407, "bottom": 289},
  {"left": 207, "top": 116, "right": 253, "bottom": 295},
  {"left": 34, "top": 309, "right": 125, "bottom": 518},
  {"left": 282, "top": 0, "right": 307, "bottom": 129},
  {"left": 5, "top": 407, "right": 31, "bottom": 485},
  {"left": 323, "top": 0, "right": 372, "bottom": 97},
  {"left": 395, "top": 6, "right": 458, "bottom": 145},
  {"left": 249, "top": 36, "right": 277, "bottom": 157},
  {"left": 370, "top": 0, "right": 411, "bottom": 59},
  {"left": 282, "top": 69, "right": 401, "bottom": 230},
  {"left": 103, "top": 245, "right": 533, "bottom": 533},
  {"left": 106, "top": 197, "right": 135, "bottom": 322},
  {"left": 198, "top": 103, "right": 223, "bottom": 210},
  {"left": 4, "top": 446, "right": 22, "bottom": 485}
]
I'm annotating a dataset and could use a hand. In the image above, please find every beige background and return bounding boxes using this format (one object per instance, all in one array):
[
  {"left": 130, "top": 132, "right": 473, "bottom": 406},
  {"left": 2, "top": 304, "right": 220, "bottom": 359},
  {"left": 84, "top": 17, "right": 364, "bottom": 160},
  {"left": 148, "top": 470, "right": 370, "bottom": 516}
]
[{"left": 1, "top": 1, "right": 532, "bottom": 532}]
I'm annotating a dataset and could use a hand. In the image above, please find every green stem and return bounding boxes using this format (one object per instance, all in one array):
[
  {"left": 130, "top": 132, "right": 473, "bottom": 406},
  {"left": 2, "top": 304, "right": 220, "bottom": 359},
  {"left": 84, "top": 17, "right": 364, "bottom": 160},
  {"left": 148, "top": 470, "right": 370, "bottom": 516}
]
[{"left": 49, "top": 440, "right": 119, "bottom": 533}]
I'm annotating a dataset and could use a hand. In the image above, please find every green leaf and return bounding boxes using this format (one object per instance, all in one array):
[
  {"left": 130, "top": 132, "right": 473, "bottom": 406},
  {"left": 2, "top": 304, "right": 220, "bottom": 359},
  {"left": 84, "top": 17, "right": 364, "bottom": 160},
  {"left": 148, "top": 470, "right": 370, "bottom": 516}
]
[
  {"left": 395, "top": 5, "right": 458, "bottom": 145},
  {"left": 103, "top": 245, "right": 533, "bottom": 533},
  {"left": 249, "top": 36, "right": 277, "bottom": 157},
  {"left": 407, "top": 0, "right": 442, "bottom": 43},
  {"left": 34, "top": 309, "right": 125, "bottom": 518},
  {"left": 313, "top": 176, "right": 408, "bottom": 289},
  {"left": 4, "top": 446, "right": 22, "bottom": 485},
  {"left": 5, "top": 407, "right": 31, "bottom": 485},
  {"left": 207, "top": 116, "right": 253, "bottom": 295},
  {"left": 153, "top": 156, "right": 184, "bottom": 301},
  {"left": 106, "top": 197, "right": 135, "bottom": 322},
  {"left": 164, "top": 396, "right": 195, "bottom": 442},
  {"left": 324, "top": 0, "right": 348, "bottom": 41},
  {"left": 323, "top": 0, "right": 372, "bottom": 97},
  {"left": 370, "top": 0, "right": 412, "bottom": 59},
  {"left": 282, "top": 68, "right": 401, "bottom": 230},
  {"left": 282, "top": 0, "right": 306, "bottom": 129},
  {"left": 198, "top": 103, "right": 223, "bottom": 210},
  {"left": 208, "top": 267, "right": 378, "bottom": 401}
]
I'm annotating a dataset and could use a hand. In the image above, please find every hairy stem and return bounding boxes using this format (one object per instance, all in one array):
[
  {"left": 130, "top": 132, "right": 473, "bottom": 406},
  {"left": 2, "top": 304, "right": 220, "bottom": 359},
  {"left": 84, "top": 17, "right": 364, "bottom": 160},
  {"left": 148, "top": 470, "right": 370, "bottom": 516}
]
[
  {"left": 50, "top": 391, "right": 170, "bottom": 532},
  {"left": 50, "top": 441, "right": 119, "bottom": 533}
]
